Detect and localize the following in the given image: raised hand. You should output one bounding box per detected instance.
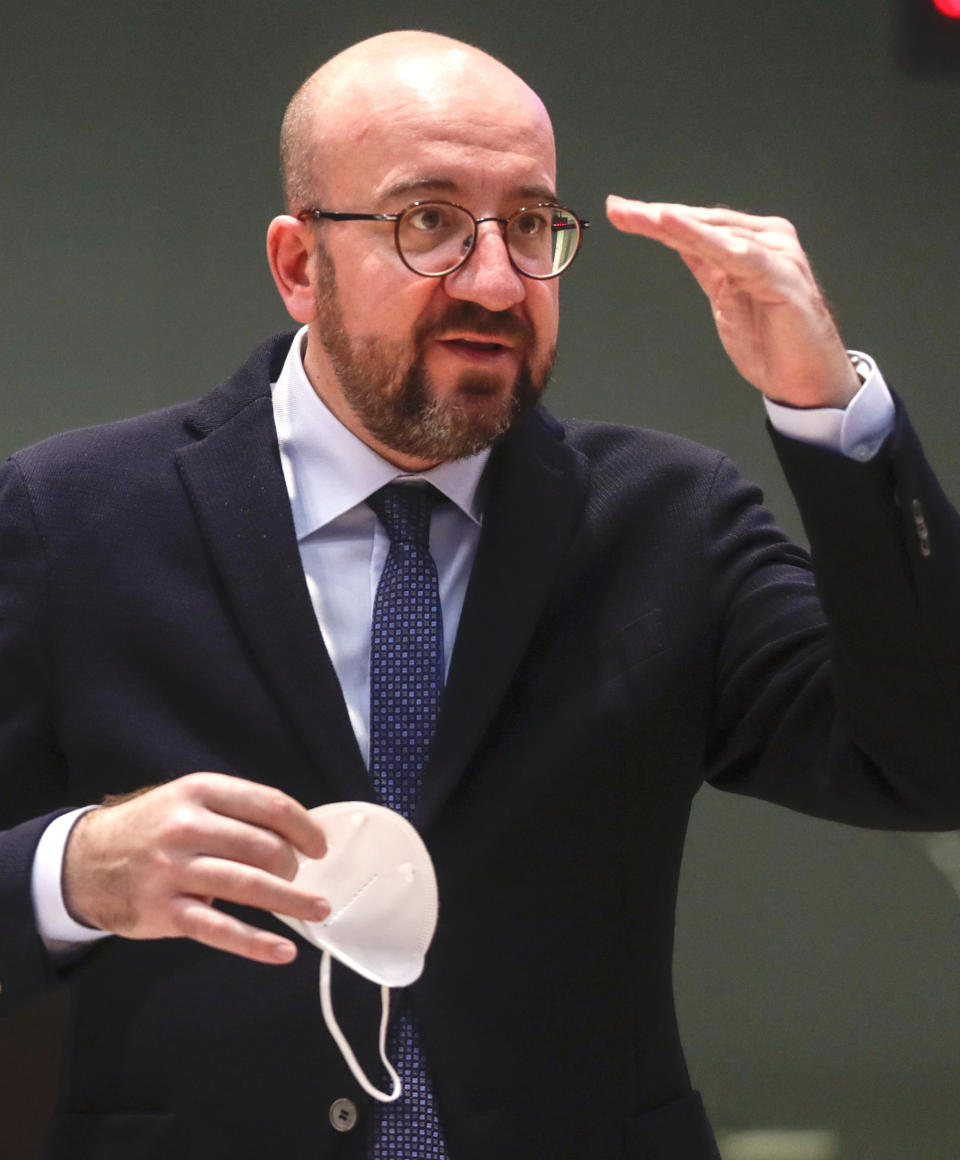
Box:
[606,196,861,410]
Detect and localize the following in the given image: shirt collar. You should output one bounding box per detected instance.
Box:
[272,326,489,542]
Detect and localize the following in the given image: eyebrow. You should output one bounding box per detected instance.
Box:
[378,177,560,206]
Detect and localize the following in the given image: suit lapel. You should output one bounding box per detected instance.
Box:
[417,408,589,832]
[175,336,371,805]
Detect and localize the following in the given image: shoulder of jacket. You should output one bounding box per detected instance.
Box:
[558,416,726,475]
[7,332,295,484]
[9,398,199,481]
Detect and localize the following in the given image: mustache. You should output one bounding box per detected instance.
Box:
[415,301,534,348]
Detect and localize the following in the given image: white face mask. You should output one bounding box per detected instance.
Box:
[274,801,439,1102]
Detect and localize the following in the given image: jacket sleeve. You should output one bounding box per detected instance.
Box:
[0,458,72,1013]
[705,399,960,827]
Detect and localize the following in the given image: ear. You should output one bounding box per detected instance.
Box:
[266,215,318,323]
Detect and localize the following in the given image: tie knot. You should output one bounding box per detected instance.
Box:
[367,483,441,548]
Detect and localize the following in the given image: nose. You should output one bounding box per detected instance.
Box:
[442,221,527,312]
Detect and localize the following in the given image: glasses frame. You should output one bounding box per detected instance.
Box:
[296,199,589,280]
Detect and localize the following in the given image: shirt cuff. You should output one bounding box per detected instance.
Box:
[763,352,895,462]
[31,807,112,946]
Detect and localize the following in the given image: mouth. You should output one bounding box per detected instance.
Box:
[448,339,506,352]
[435,335,518,364]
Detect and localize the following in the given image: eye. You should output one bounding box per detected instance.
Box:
[511,210,550,238]
[405,204,453,233]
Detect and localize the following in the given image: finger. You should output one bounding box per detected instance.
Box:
[176,814,301,881]
[605,200,752,266]
[713,225,800,253]
[607,195,797,238]
[184,774,327,859]
[181,856,332,922]
[171,896,300,965]
[620,208,791,287]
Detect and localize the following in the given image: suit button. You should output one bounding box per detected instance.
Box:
[330,1097,358,1132]
[912,499,932,558]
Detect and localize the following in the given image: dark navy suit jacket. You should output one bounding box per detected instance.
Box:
[1,333,958,1159]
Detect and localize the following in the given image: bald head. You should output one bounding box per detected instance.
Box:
[279,31,554,212]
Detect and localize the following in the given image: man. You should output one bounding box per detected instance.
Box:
[1,29,958,1160]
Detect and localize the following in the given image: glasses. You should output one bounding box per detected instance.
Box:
[296,200,589,279]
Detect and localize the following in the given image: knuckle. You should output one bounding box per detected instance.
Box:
[156,805,202,848]
[222,863,258,900]
[180,770,229,800]
[259,837,297,878]
[178,771,207,794]
[261,788,297,828]
[170,804,203,837]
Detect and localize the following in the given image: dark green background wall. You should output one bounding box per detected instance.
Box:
[3,2,959,1156]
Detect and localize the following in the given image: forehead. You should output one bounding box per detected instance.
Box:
[320,63,557,208]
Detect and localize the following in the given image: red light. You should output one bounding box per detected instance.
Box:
[933,0,960,17]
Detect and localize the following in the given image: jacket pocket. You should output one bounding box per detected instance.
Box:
[623,1090,721,1159]
[44,1112,172,1160]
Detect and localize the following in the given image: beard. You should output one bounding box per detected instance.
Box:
[311,241,556,462]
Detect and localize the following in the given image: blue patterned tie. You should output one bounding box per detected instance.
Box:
[366,483,449,1160]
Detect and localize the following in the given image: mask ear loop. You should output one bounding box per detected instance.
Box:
[319,950,401,1103]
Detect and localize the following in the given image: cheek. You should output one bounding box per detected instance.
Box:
[336,252,437,341]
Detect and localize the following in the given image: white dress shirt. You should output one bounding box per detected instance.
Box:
[30,327,895,943]
[272,327,489,762]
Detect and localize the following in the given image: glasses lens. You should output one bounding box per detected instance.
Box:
[397,203,476,275]
[508,206,581,277]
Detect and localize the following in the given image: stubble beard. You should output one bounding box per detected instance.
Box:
[311,242,556,463]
